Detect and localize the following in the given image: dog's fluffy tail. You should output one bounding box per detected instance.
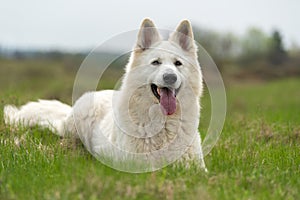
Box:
[4,100,73,136]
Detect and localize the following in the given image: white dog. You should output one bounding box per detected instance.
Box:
[4,19,206,172]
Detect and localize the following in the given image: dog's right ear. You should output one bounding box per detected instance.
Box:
[169,20,196,53]
[135,18,161,51]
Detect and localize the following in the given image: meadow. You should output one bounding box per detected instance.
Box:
[0,57,299,199]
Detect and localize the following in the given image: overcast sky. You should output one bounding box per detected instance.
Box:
[0,0,299,51]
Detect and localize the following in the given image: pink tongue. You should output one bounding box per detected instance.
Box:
[159,88,177,115]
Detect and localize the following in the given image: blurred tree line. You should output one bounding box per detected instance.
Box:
[1,26,300,81]
[193,26,300,80]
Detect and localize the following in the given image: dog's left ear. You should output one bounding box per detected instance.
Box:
[136,18,162,51]
[169,20,196,52]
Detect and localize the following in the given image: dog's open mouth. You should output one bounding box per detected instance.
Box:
[151,84,180,115]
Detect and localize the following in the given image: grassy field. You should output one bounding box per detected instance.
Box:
[0,58,299,200]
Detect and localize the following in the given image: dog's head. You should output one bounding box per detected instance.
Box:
[124,19,202,116]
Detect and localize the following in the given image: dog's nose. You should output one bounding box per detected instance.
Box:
[163,73,177,85]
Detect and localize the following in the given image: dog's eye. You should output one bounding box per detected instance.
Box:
[174,60,182,66]
[151,60,161,66]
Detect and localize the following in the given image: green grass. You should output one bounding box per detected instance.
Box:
[0,58,299,199]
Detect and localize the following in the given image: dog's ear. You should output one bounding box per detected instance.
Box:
[136,18,162,51]
[169,20,196,52]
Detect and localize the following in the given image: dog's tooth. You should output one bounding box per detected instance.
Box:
[157,88,160,95]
